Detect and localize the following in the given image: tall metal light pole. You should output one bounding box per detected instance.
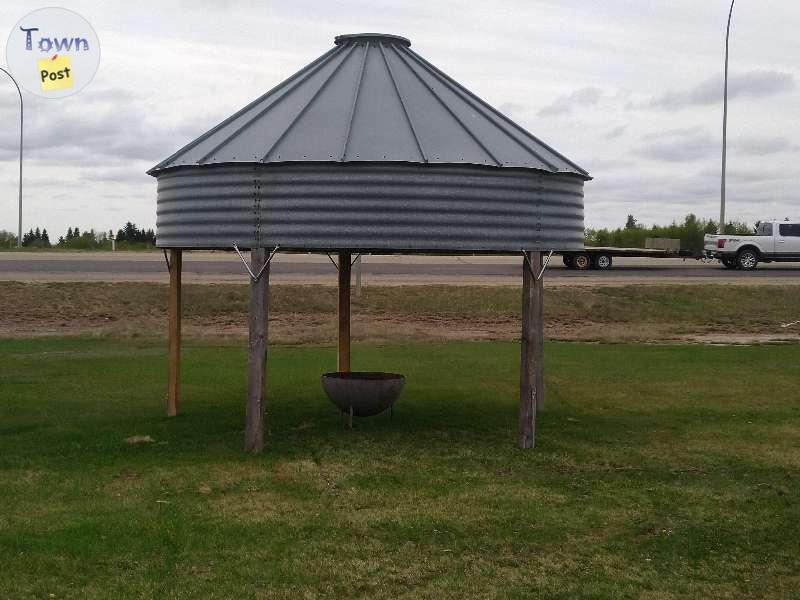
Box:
[719,0,735,235]
[0,67,23,247]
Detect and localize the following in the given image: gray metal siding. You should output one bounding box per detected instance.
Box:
[155,163,584,252]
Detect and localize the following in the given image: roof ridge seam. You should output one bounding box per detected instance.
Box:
[401,46,558,173]
[197,44,348,165]
[260,44,358,163]
[378,42,427,163]
[340,41,370,161]
[392,45,502,167]
[404,46,588,176]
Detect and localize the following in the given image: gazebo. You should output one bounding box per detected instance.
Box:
[148,33,590,453]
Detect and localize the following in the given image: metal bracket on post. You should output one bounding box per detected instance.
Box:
[233,242,279,282]
[326,253,339,272]
[522,249,554,281]
[163,249,171,271]
[326,252,361,272]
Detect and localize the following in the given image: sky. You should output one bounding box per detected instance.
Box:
[0,0,798,240]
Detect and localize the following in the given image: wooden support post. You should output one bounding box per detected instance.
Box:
[338,251,352,373]
[519,250,542,448]
[245,248,270,453]
[533,252,545,411]
[354,254,363,297]
[167,249,182,417]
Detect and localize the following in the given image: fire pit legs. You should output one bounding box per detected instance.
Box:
[322,372,405,425]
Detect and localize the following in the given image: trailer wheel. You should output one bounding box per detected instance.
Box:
[562,255,575,268]
[592,254,613,270]
[573,253,591,270]
[721,257,738,269]
[737,248,759,270]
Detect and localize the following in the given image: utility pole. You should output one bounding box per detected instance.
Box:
[0,67,23,247]
[719,0,735,235]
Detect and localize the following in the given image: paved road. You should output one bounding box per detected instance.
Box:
[2,252,799,285]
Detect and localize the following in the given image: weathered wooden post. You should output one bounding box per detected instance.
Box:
[533,253,545,411]
[338,251,352,428]
[338,251,352,373]
[519,250,543,448]
[245,248,270,453]
[167,249,182,417]
[354,254,363,297]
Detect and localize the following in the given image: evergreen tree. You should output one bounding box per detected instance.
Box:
[123,222,136,242]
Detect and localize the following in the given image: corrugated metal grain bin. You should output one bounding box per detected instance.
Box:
[148,33,590,253]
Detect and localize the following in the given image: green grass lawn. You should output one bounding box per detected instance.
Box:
[1,339,799,598]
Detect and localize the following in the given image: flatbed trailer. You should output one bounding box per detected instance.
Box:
[559,247,697,270]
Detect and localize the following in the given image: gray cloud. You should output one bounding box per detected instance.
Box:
[78,166,154,186]
[537,86,602,117]
[603,125,626,139]
[498,102,526,118]
[732,135,794,156]
[639,128,715,162]
[651,70,795,110]
[697,164,799,183]
[0,87,208,165]
[639,128,796,163]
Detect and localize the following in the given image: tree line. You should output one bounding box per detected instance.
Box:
[3,222,157,249]
[0,215,760,253]
[585,214,753,253]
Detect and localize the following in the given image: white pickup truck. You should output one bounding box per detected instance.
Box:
[704,220,800,270]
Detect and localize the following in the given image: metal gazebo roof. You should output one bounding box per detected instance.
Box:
[149,33,588,176]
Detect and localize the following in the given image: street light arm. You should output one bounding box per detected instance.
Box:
[0,67,23,248]
[0,66,23,104]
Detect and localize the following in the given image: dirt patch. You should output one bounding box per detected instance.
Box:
[3,311,797,345]
[2,281,799,345]
[675,333,800,345]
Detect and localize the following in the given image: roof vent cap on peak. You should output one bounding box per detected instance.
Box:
[334,33,411,47]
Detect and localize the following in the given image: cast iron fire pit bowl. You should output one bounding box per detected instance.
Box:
[321,372,405,417]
